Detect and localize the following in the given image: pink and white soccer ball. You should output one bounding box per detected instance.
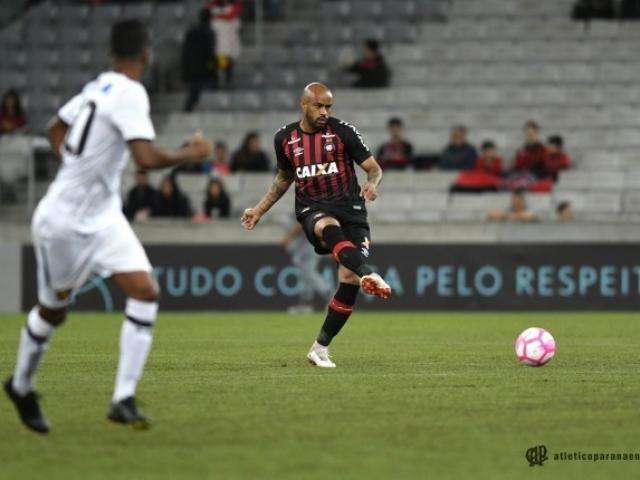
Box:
[515,327,556,366]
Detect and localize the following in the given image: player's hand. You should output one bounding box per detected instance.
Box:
[241,207,262,230]
[186,130,212,161]
[360,182,378,201]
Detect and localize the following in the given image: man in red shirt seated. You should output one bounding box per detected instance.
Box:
[544,135,571,181]
[475,140,503,176]
[514,120,548,178]
[375,117,413,170]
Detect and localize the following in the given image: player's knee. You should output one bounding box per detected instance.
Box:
[314,217,340,238]
[131,281,160,302]
[39,306,67,327]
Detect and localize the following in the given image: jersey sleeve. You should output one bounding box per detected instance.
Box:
[111,84,155,141]
[274,129,293,171]
[340,121,372,164]
[57,94,84,125]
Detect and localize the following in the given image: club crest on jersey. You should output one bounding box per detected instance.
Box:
[325,144,334,152]
[296,162,339,179]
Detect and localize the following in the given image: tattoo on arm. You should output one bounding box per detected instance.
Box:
[366,164,383,186]
[256,170,294,214]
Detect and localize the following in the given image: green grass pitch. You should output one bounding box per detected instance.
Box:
[0,312,638,480]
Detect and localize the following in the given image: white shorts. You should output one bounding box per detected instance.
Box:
[32,212,152,309]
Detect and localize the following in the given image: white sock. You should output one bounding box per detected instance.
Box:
[112,298,158,403]
[12,307,56,396]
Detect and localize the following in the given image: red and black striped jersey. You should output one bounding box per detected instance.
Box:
[274,117,371,211]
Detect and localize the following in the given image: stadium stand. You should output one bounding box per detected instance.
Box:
[0,0,639,227]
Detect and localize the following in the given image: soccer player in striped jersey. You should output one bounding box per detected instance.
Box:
[241,83,390,368]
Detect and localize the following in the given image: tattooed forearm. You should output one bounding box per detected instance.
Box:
[366,164,383,186]
[256,170,294,214]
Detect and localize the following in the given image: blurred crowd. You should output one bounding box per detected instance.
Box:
[376,117,571,194]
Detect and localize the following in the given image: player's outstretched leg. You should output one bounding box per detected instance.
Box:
[108,272,159,430]
[308,272,360,368]
[4,306,65,434]
[316,220,391,299]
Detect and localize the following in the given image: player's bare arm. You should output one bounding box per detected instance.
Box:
[128,131,212,170]
[241,169,294,230]
[46,117,69,158]
[358,156,383,201]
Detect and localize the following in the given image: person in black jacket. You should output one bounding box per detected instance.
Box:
[345,39,391,88]
[123,170,157,221]
[230,132,271,172]
[203,178,231,218]
[182,8,217,112]
[152,176,193,218]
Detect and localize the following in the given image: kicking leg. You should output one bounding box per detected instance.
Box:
[313,217,391,298]
[308,266,360,368]
[4,305,66,434]
[108,271,159,430]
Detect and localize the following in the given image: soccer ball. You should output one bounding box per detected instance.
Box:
[515,327,556,366]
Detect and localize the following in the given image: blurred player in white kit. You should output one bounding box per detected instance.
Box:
[4,19,211,434]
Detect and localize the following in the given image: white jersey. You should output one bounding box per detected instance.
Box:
[36,71,155,233]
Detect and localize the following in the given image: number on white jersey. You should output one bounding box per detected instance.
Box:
[64,101,96,156]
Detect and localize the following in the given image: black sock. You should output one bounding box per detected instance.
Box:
[316,283,360,346]
[321,225,373,277]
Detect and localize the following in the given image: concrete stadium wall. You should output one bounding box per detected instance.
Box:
[3,220,640,244]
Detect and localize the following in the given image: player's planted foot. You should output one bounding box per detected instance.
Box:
[360,273,392,299]
[307,341,336,368]
[107,396,150,430]
[3,376,50,434]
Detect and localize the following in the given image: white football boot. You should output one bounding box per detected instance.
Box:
[307,341,336,368]
[360,272,392,299]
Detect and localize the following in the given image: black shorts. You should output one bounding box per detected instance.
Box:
[297,202,372,257]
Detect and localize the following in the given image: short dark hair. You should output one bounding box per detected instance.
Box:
[513,187,527,197]
[452,124,467,134]
[364,39,380,53]
[388,117,403,127]
[199,8,211,24]
[524,120,540,131]
[556,201,571,214]
[481,140,496,151]
[548,135,564,148]
[110,19,149,60]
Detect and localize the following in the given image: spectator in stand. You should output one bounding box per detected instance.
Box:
[487,188,537,223]
[376,117,413,170]
[209,140,231,176]
[345,39,391,88]
[182,9,217,112]
[231,131,270,172]
[203,178,231,218]
[450,140,503,192]
[572,0,616,20]
[207,0,242,88]
[152,175,193,218]
[513,120,548,178]
[556,201,574,222]
[544,135,571,181]
[438,125,478,170]
[620,0,640,19]
[123,170,158,221]
[475,140,503,176]
[0,89,27,135]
